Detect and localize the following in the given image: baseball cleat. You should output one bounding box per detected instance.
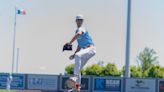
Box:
[66,76,77,88]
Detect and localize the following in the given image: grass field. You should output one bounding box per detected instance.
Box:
[0,90,18,92]
[0,90,41,92]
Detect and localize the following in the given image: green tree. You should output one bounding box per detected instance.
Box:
[122,66,142,78]
[81,68,86,75]
[65,64,86,75]
[103,63,121,76]
[65,64,74,74]
[160,67,164,73]
[85,64,103,76]
[130,66,142,78]
[148,65,164,78]
[137,47,158,77]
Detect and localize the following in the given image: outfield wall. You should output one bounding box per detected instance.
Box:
[0,73,164,92]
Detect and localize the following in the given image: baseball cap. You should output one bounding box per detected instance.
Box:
[76,14,84,20]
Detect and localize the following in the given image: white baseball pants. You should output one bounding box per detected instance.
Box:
[74,46,96,84]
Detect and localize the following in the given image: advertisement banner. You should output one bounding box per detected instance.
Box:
[27,74,58,90]
[60,76,90,91]
[93,77,122,92]
[0,73,25,89]
[125,78,156,92]
[158,79,164,92]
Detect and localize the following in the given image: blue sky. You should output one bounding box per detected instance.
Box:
[0,0,164,74]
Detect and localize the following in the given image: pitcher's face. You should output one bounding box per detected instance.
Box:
[76,19,83,27]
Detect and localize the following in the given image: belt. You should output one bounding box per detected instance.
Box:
[83,45,94,49]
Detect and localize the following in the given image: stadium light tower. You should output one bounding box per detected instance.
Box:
[125,0,132,78]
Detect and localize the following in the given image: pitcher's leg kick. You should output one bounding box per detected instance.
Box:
[66,47,96,91]
[63,14,96,92]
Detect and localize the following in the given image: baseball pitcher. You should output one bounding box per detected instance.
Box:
[64,14,96,92]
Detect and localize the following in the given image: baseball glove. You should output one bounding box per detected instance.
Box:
[63,43,72,51]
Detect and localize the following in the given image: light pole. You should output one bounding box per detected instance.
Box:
[125,0,132,78]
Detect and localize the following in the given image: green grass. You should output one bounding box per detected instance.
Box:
[0,90,18,92]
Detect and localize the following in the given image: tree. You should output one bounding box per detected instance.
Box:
[85,64,103,76]
[122,66,142,78]
[130,66,142,78]
[65,64,104,76]
[103,63,121,76]
[65,64,86,75]
[65,64,74,74]
[137,47,158,77]
[148,65,164,78]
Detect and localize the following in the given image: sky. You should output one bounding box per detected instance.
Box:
[0,0,164,75]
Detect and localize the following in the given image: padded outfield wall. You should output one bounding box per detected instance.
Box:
[0,73,164,92]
